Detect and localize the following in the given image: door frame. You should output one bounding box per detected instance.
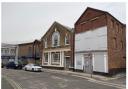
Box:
[83,53,93,74]
[64,56,70,70]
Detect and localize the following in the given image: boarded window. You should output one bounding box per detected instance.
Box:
[77,60,82,65]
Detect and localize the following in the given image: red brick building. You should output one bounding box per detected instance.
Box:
[41,21,74,70]
[18,40,41,64]
[74,7,126,74]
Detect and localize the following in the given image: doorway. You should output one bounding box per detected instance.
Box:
[83,53,92,74]
[64,57,70,70]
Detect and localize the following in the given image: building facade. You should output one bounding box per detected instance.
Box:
[41,22,74,70]
[18,40,41,64]
[74,7,126,74]
[1,43,18,64]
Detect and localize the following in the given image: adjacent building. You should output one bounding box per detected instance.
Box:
[1,43,18,64]
[41,21,74,70]
[18,40,41,65]
[74,7,126,74]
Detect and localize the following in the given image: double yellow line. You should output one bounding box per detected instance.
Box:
[2,76,22,89]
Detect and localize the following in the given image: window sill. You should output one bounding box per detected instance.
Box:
[44,62,48,63]
[65,44,70,46]
[51,62,60,64]
[52,45,60,47]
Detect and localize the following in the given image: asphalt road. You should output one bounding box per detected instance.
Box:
[2,68,120,89]
[2,77,14,89]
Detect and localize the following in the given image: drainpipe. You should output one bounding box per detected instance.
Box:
[32,42,34,64]
[35,44,36,64]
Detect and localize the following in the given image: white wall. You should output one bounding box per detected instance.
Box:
[75,26,107,52]
[75,53,84,70]
[75,27,108,73]
[75,52,108,73]
[1,46,17,56]
[93,52,108,73]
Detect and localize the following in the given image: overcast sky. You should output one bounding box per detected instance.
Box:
[2,2,126,44]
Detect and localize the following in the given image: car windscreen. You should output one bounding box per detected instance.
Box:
[9,62,15,64]
[33,64,39,66]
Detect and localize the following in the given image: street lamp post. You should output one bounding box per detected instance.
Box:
[89,50,93,78]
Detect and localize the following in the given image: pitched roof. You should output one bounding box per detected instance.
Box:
[41,21,73,39]
[1,43,17,47]
[54,21,73,32]
[75,7,125,26]
[18,39,41,46]
[18,42,33,46]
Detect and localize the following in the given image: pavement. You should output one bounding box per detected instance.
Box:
[43,68,126,85]
[2,68,126,89]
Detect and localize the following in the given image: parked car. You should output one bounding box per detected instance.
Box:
[16,63,23,69]
[6,62,16,69]
[6,61,23,69]
[23,64,42,72]
[1,63,5,68]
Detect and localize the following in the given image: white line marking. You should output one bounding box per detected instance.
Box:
[3,76,23,89]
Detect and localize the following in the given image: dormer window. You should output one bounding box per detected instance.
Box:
[52,29,60,47]
[65,34,70,45]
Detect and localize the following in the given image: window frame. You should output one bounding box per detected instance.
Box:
[52,30,60,47]
[44,53,48,63]
[44,38,47,48]
[65,34,70,45]
[51,52,60,64]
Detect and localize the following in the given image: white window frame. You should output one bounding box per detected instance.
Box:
[44,53,48,63]
[51,52,60,64]
[44,38,47,48]
[10,48,15,55]
[52,30,60,47]
[65,34,70,45]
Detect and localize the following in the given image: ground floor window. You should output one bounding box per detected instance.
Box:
[51,52,60,64]
[44,53,48,62]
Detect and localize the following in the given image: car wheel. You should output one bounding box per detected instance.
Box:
[32,68,34,72]
[25,68,27,71]
[20,66,22,69]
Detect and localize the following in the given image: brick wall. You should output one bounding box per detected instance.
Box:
[107,14,126,73]
[18,43,33,58]
[42,23,72,49]
[75,15,107,34]
[74,7,126,74]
